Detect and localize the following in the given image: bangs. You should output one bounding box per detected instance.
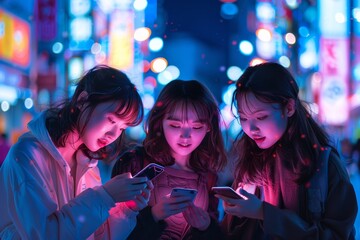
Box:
[237,92,257,116]
[166,100,209,123]
[113,97,144,126]
[237,91,282,116]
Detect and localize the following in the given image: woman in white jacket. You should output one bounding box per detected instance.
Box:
[0,65,152,240]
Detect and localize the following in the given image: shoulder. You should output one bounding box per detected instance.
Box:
[328,148,349,181]
[7,132,46,164]
[1,133,50,185]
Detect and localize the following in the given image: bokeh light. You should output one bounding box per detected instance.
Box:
[149,37,164,52]
[134,27,151,42]
[24,98,33,109]
[226,66,243,81]
[256,28,272,42]
[1,101,10,112]
[239,40,253,55]
[220,3,238,19]
[279,56,291,68]
[133,0,148,11]
[52,42,63,54]
[285,32,296,45]
[151,57,168,73]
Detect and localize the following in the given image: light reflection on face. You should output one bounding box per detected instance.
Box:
[237,92,288,149]
[162,106,208,162]
[79,101,129,152]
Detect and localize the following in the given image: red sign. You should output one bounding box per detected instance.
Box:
[37,0,57,41]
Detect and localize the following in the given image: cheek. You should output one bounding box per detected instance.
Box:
[240,122,250,134]
[163,127,176,141]
[193,131,207,143]
[268,117,287,138]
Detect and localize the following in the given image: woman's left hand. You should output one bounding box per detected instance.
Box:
[182,203,211,231]
[126,180,154,211]
[216,188,263,220]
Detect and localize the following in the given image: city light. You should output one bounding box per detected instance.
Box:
[150,57,168,73]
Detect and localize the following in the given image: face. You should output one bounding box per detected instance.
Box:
[237,92,290,149]
[162,107,208,162]
[79,101,129,152]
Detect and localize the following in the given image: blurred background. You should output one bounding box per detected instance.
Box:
[0,0,360,236]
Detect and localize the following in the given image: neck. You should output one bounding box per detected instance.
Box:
[171,156,192,171]
[58,131,82,169]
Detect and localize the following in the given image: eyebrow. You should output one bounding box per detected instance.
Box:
[238,109,267,114]
[166,116,204,123]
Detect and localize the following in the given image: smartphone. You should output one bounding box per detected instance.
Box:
[133,163,165,180]
[170,188,198,201]
[212,186,243,199]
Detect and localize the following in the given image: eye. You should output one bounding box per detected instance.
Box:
[193,124,204,130]
[239,117,247,122]
[170,124,181,128]
[108,117,116,124]
[257,116,267,120]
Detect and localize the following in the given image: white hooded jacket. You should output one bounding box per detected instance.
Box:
[0,111,138,240]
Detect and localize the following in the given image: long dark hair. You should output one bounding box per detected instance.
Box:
[144,80,227,172]
[46,65,144,161]
[231,62,333,185]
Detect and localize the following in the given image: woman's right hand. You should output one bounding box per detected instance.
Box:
[151,194,192,222]
[103,172,148,203]
[218,188,264,220]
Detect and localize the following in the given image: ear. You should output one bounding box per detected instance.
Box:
[285,98,295,117]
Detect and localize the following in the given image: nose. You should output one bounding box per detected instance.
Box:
[249,120,259,133]
[106,125,123,140]
[180,127,191,138]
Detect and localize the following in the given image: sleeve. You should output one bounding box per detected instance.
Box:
[95,202,139,240]
[262,152,358,239]
[3,149,115,240]
[127,206,166,240]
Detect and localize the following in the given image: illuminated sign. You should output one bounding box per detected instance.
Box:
[318,38,349,125]
[0,9,30,68]
[108,10,134,70]
[318,0,349,125]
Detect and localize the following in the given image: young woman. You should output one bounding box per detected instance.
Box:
[0,65,152,239]
[217,62,357,239]
[112,79,228,239]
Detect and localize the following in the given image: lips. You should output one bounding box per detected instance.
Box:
[97,138,108,148]
[253,136,265,144]
[178,142,191,147]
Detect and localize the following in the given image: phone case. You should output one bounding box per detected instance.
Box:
[133,163,165,180]
[212,186,243,199]
[170,188,198,201]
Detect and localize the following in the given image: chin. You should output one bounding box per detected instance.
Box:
[85,144,100,152]
[259,143,274,149]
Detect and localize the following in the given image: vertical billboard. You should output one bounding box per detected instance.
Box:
[0,9,30,69]
[318,0,349,125]
[108,10,134,70]
[37,0,57,41]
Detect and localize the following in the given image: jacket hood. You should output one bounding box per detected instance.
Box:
[27,111,69,169]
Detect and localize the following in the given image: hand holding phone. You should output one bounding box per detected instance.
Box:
[212,186,243,199]
[170,188,198,202]
[152,187,197,222]
[133,163,165,181]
